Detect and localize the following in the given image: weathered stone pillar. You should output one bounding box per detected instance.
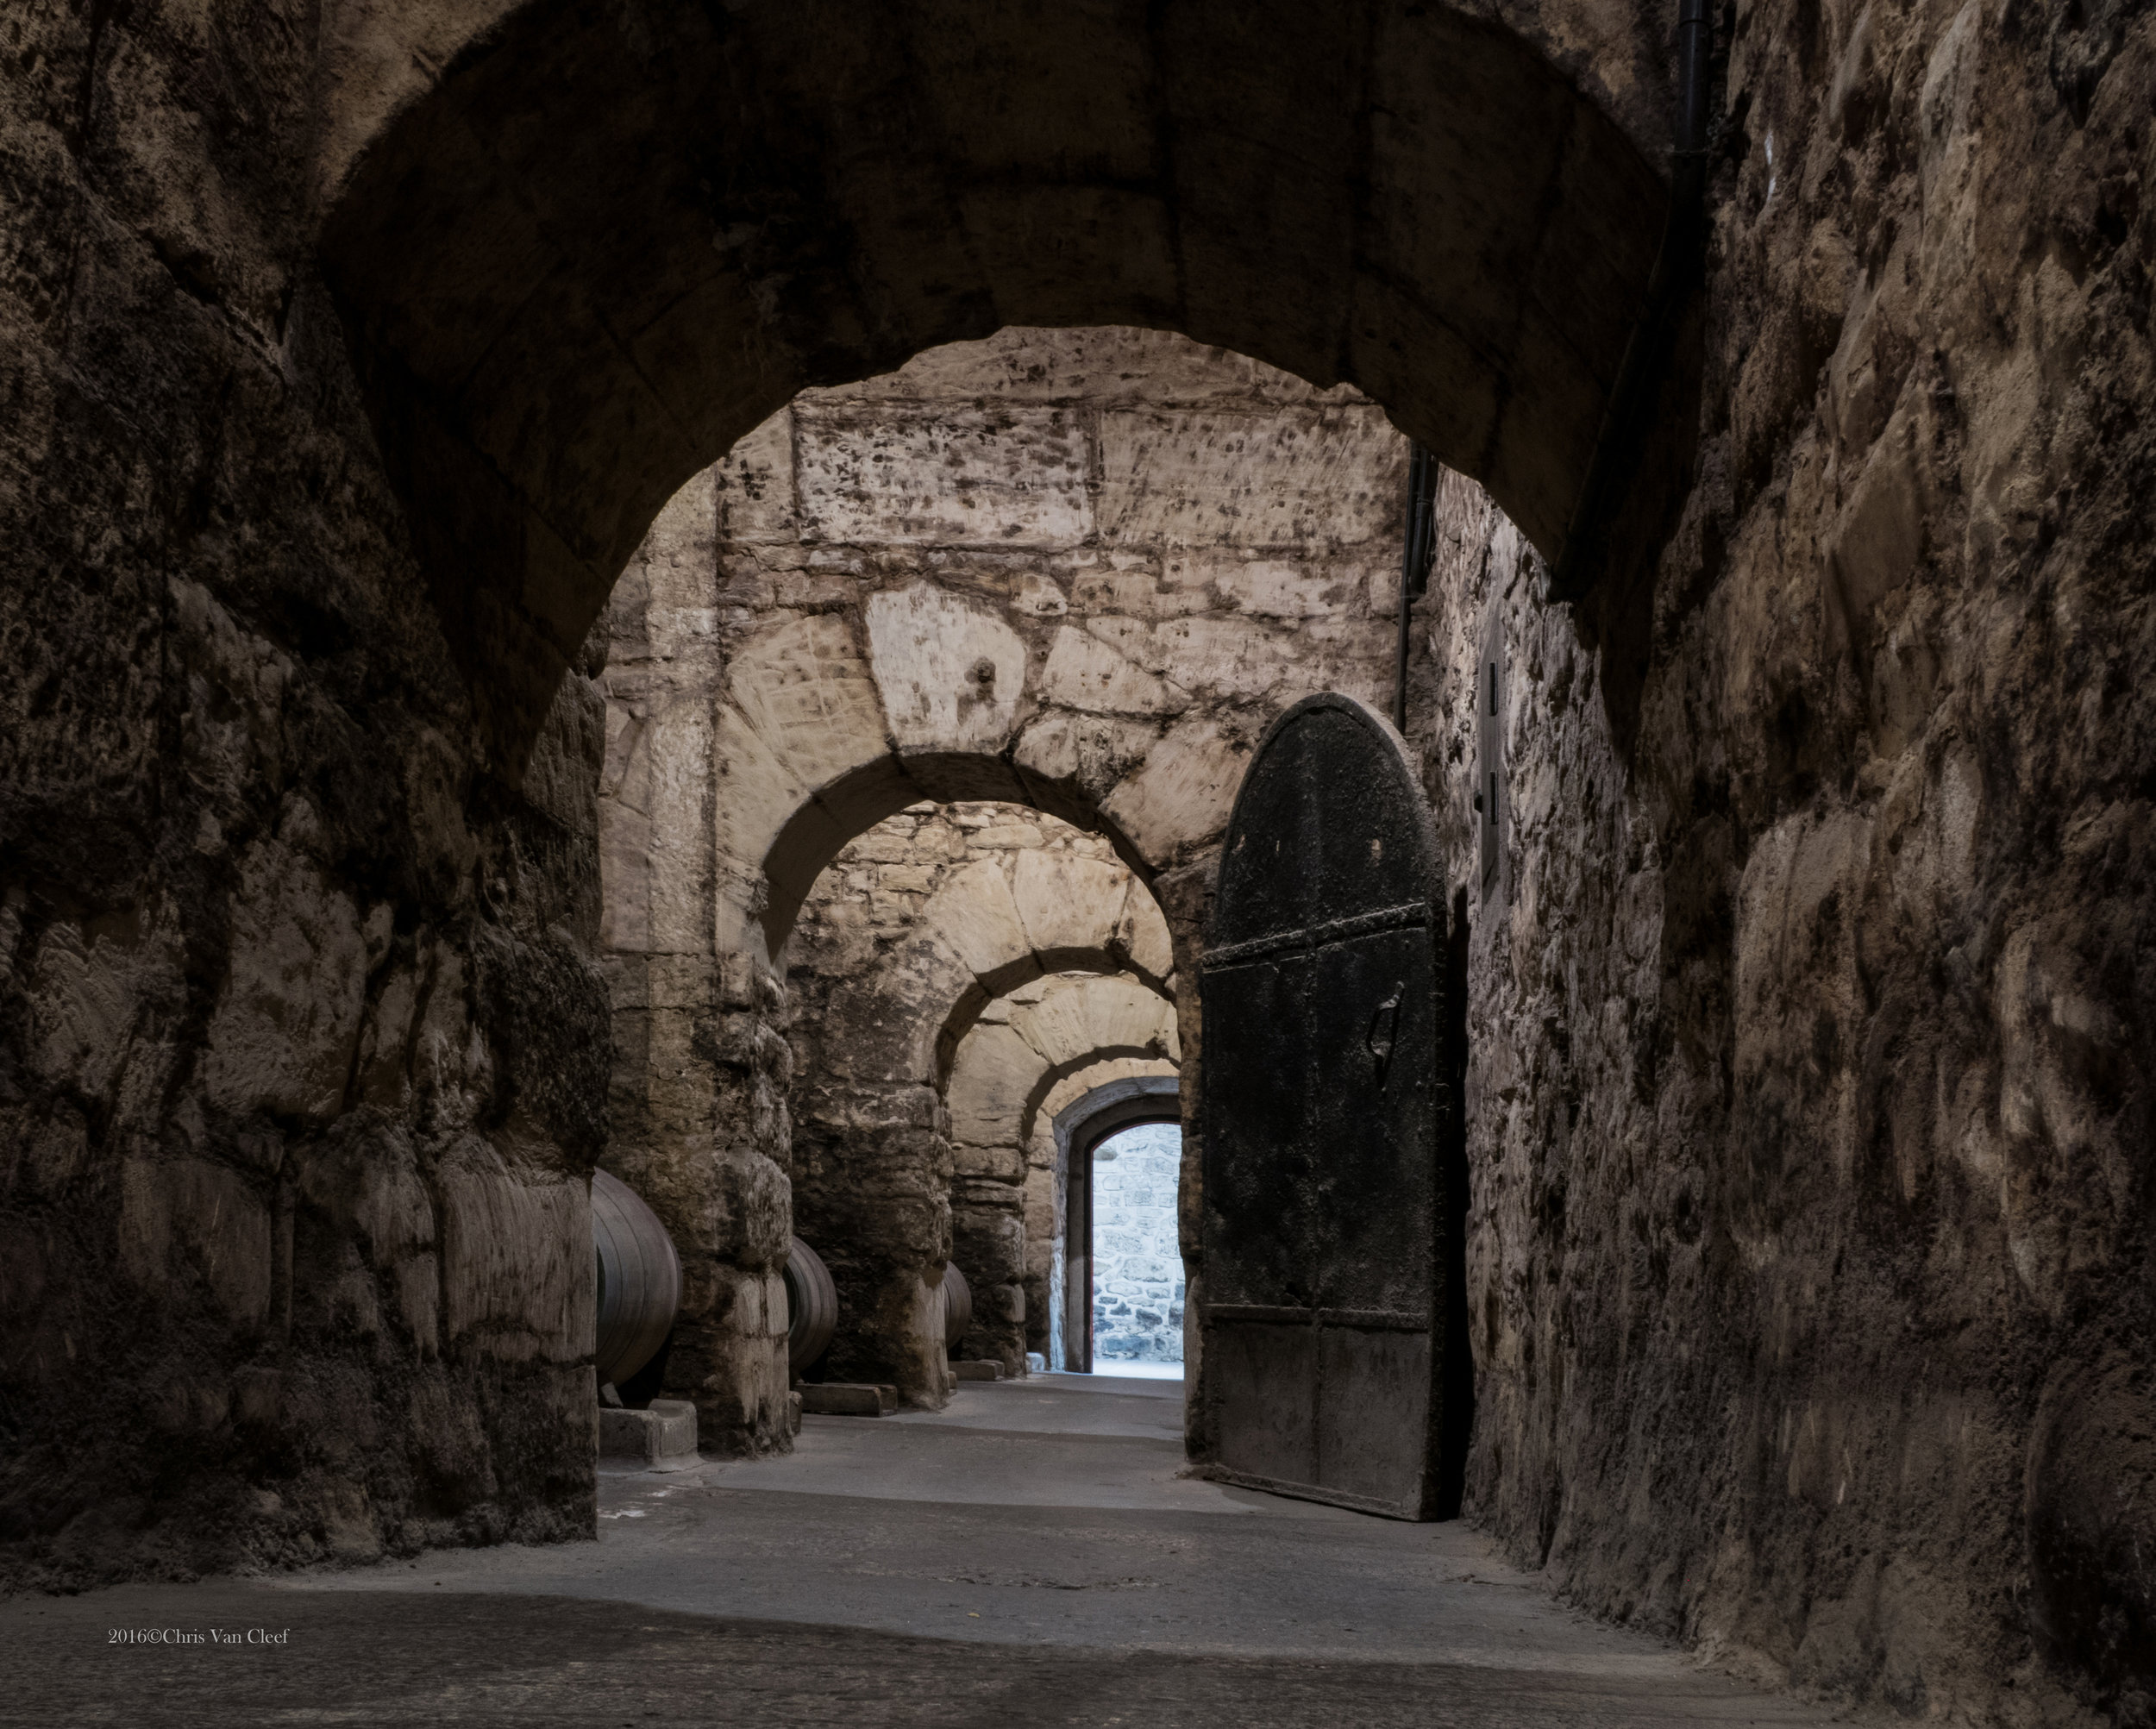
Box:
[791,1077,953,1405]
[598,484,793,1453]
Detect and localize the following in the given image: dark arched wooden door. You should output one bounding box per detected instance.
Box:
[1199,692,1451,1519]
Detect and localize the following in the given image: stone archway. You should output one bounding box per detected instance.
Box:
[318,0,1670,770]
[9,1,2150,1710]
[595,324,1430,1435]
[941,983,1183,1377]
[787,803,1178,1399]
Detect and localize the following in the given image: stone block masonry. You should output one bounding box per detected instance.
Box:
[1089,1125,1184,1365]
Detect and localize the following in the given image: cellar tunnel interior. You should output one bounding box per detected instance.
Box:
[9,2,2150,1716]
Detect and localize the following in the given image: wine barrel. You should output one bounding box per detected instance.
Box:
[940,1262,972,1348]
[592,1169,681,1388]
[781,1237,837,1373]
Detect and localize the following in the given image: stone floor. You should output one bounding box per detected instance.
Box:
[5,1373,1839,1726]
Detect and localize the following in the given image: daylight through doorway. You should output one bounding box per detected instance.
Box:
[1090,1124,1185,1379]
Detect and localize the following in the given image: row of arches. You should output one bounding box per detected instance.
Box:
[594,324,1443,1429]
[781,793,1181,1399]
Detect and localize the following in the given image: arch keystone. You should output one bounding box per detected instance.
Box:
[866,584,1027,755]
[1011,851,1133,967]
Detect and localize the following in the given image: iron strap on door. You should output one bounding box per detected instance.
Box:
[1199,899,1432,971]
[1206,1305,1428,1331]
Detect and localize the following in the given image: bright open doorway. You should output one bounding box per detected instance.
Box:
[1089,1124,1185,1380]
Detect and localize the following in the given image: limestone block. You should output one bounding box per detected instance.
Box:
[710,699,811,874]
[1012,711,1160,803]
[864,583,1026,755]
[824,945,976,1087]
[200,841,367,1123]
[599,695,712,956]
[26,913,179,1111]
[970,822,1044,849]
[1116,890,1175,985]
[599,1399,700,1469]
[437,1139,589,1364]
[1038,623,1175,715]
[630,466,721,642]
[7,1105,87,1203]
[1209,555,1361,618]
[954,1209,1029,1282]
[1011,974,1178,1069]
[1011,849,1131,962]
[840,325,1325,407]
[601,953,716,1014]
[403,957,493,1130]
[953,1143,1025,1183]
[1138,614,1300,702]
[1095,406,1401,548]
[722,612,889,818]
[1827,405,1927,633]
[918,857,1033,988]
[714,409,796,544]
[294,1123,436,1275]
[355,962,423,1108]
[947,1030,1044,1151]
[1101,717,1250,863]
[794,404,1093,545]
[1024,1166,1058,1237]
[1735,811,1870,1040]
[119,1154,273,1330]
[711,1148,793,1269]
[1073,569,1173,617]
[1012,570,1069,615]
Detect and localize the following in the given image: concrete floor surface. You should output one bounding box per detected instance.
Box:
[3,1373,1835,1726]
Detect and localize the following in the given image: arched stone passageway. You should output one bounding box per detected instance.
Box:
[780,794,1179,1397]
[318,0,1669,764]
[943,974,1180,1377]
[10,3,2156,1717]
[597,327,1432,1435]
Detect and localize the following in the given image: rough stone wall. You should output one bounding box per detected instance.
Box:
[1089,1124,1187,1365]
[1414,0,2156,1701]
[1,9,611,1588]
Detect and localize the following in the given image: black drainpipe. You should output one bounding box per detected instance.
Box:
[1394,442,1438,732]
[1545,0,1714,605]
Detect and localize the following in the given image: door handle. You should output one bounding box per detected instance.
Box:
[1367,987,1401,1084]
